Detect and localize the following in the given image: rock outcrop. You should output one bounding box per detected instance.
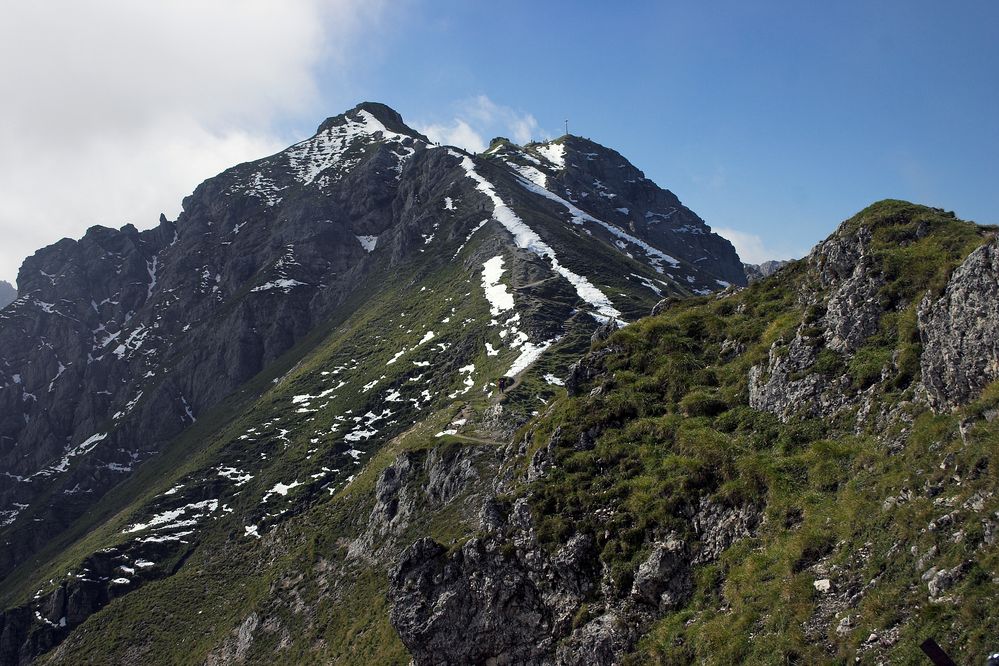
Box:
[919,239,999,410]
[389,471,760,665]
[743,259,789,283]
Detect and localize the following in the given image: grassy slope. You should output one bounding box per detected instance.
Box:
[517,201,999,663]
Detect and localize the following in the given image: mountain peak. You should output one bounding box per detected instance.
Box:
[315,101,430,143]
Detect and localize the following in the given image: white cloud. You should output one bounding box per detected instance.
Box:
[416,95,547,152]
[419,119,487,153]
[713,227,803,265]
[0,0,387,283]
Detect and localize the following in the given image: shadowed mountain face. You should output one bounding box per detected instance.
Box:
[0,102,745,663]
[0,282,14,310]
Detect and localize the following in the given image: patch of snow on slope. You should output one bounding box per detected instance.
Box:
[512,173,680,273]
[535,143,565,169]
[481,256,514,317]
[506,338,560,377]
[450,150,620,320]
[33,432,108,477]
[123,499,219,533]
[286,109,421,186]
[356,235,378,252]
[251,279,306,293]
[217,466,253,486]
[505,161,548,188]
[262,481,302,502]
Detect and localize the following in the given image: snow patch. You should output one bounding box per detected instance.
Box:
[251,279,306,293]
[535,143,565,169]
[481,256,514,317]
[451,150,620,320]
[506,338,560,377]
[356,235,378,252]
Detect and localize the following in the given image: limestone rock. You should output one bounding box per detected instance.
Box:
[919,239,999,410]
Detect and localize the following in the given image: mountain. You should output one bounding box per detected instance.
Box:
[0,102,744,663]
[0,282,15,309]
[5,105,993,666]
[743,258,789,282]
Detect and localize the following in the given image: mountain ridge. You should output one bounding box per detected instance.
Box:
[0,102,746,664]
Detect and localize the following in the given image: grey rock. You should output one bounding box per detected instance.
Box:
[350,446,482,561]
[630,537,691,608]
[348,454,417,560]
[810,226,883,353]
[555,612,630,666]
[565,346,619,397]
[590,317,618,345]
[919,239,999,410]
[650,296,677,317]
[692,497,762,564]
[389,536,554,665]
[390,492,759,666]
[424,446,479,505]
[743,259,790,283]
[926,561,970,598]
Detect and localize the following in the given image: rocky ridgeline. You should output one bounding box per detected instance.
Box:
[390,493,759,664]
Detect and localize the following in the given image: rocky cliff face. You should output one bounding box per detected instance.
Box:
[390,493,759,665]
[919,238,999,410]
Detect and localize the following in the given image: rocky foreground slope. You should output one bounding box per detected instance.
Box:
[0,103,743,664]
[387,201,999,664]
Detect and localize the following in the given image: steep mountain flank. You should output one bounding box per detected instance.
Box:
[388,201,999,664]
[0,103,743,664]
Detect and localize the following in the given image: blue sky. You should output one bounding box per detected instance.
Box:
[2,1,997,280]
[320,1,999,258]
[304,0,999,261]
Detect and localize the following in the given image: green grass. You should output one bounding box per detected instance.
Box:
[514,201,999,663]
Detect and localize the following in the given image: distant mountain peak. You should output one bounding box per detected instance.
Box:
[315,101,430,143]
[0,280,15,309]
